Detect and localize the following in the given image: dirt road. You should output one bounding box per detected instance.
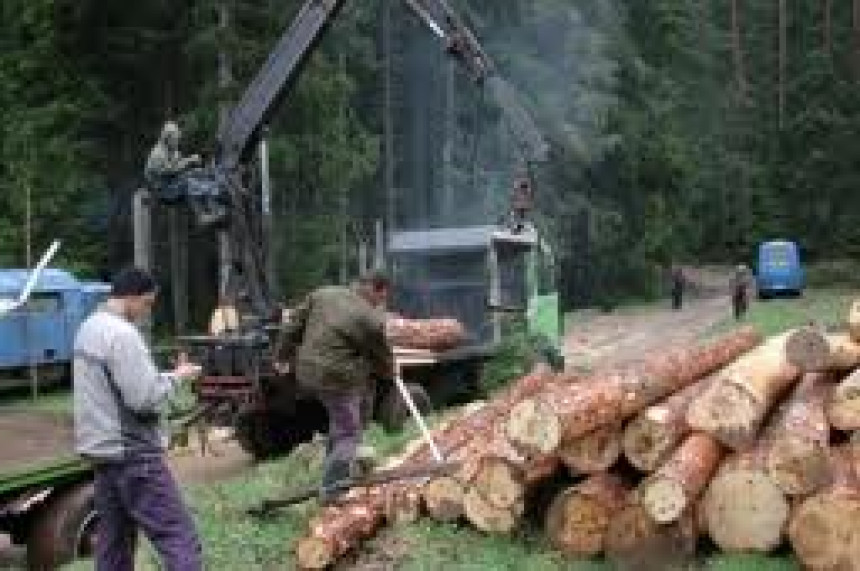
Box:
[563,295,733,371]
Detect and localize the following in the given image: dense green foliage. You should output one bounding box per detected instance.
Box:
[2,0,859,322]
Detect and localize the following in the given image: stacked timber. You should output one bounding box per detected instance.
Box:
[385,315,467,351]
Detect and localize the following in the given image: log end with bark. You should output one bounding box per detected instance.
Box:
[766,436,831,497]
[702,466,789,553]
[559,423,622,474]
[422,476,465,522]
[605,502,697,571]
[785,326,831,372]
[848,300,860,343]
[828,369,860,431]
[544,474,628,557]
[686,381,760,450]
[505,397,561,456]
[471,456,525,511]
[463,487,523,535]
[788,490,860,570]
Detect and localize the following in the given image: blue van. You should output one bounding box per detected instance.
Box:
[0,269,109,383]
[756,240,804,298]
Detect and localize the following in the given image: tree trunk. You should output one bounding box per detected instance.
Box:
[507,327,761,456]
[463,486,524,534]
[421,476,465,522]
[827,368,860,430]
[854,0,860,79]
[788,446,860,570]
[296,502,387,569]
[687,332,801,450]
[559,422,622,474]
[701,449,789,553]
[765,373,832,496]
[383,487,421,525]
[639,432,723,524]
[785,328,860,372]
[730,0,749,101]
[545,474,629,556]
[605,502,697,571]
[823,0,833,54]
[623,374,714,472]
[386,316,466,351]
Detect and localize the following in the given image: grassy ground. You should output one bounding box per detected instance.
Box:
[0,386,73,415]
[61,288,855,569]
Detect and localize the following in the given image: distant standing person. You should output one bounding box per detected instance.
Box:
[73,268,204,571]
[731,264,751,320]
[671,265,685,310]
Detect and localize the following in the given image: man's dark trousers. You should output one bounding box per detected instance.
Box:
[319,389,364,497]
[93,456,202,571]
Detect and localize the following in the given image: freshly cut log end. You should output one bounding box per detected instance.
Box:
[559,424,622,474]
[295,537,333,570]
[828,370,860,431]
[702,468,789,553]
[766,436,831,496]
[463,487,521,534]
[639,478,687,524]
[505,398,560,456]
[545,474,628,557]
[472,457,524,511]
[786,327,831,372]
[789,490,860,571]
[384,488,421,525]
[422,476,465,522]
[605,503,696,571]
[687,381,759,450]
[623,412,684,473]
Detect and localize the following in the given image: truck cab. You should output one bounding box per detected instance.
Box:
[755,240,804,299]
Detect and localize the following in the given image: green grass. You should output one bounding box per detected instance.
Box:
[63,288,856,569]
[0,386,73,415]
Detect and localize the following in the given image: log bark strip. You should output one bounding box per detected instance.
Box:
[559,423,622,474]
[788,446,860,570]
[765,373,832,496]
[639,432,723,523]
[623,375,714,472]
[507,327,761,456]
[828,368,860,431]
[687,332,801,450]
[386,315,467,351]
[545,473,629,556]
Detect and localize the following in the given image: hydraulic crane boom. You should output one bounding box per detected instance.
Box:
[155,0,537,319]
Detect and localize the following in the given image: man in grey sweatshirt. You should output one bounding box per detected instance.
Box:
[73,268,203,571]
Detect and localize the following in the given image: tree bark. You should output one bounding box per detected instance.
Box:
[730,0,749,101]
[386,316,467,351]
[827,368,860,430]
[506,327,761,456]
[854,0,860,79]
[639,432,724,524]
[545,473,629,557]
[623,374,714,472]
[778,0,787,129]
[823,0,833,54]
[687,332,802,449]
[785,328,860,372]
[788,446,860,570]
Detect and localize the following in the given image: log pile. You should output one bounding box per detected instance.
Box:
[386,315,467,351]
[295,302,860,569]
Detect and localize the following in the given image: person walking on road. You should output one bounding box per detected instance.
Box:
[670,265,685,310]
[731,264,751,320]
[73,267,204,571]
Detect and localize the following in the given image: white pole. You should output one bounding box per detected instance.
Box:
[393,364,442,462]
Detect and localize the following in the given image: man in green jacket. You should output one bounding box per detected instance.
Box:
[283,271,393,503]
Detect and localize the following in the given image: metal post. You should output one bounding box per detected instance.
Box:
[259,130,275,288]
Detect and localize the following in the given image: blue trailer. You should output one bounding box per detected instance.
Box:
[0,269,109,384]
[756,240,805,299]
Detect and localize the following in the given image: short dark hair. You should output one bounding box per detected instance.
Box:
[111,267,158,297]
[358,269,390,292]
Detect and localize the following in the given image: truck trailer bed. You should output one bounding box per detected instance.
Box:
[0,411,87,497]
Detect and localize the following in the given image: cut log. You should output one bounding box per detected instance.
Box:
[605,502,697,571]
[421,476,464,522]
[785,328,860,372]
[559,423,622,474]
[296,366,556,569]
[828,368,860,431]
[849,300,860,343]
[383,487,421,525]
[765,373,832,496]
[470,456,524,511]
[463,486,523,534]
[507,327,761,456]
[545,473,629,557]
[788,446,860,570]
[623,375,714,472]
[701,450,789,553]
[386,315,466,351]
[687,332,801,449]
[639,432,723,523]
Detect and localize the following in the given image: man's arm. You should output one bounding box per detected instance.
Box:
[109,329,182,413]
